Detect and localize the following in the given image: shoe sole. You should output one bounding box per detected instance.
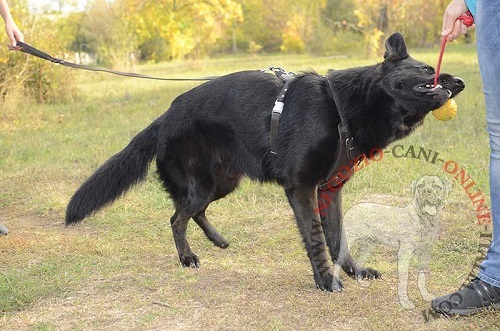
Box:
[433,302,500,316]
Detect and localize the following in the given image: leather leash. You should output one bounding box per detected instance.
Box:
[12,41,217,81]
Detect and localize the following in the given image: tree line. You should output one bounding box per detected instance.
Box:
[28,0,471,64]
[1,0,473,104]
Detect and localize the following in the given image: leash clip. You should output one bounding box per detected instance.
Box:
[51,58,65,65]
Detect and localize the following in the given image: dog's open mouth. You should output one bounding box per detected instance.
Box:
[417,83,453,97]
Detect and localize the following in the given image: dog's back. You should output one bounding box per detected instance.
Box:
[156,71,281,185]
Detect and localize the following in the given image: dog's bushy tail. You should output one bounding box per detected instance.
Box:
[65,117,162,225]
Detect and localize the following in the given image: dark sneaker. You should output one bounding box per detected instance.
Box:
[431,278,500,315]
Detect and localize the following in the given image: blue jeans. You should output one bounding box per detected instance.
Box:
[476,0,500,288]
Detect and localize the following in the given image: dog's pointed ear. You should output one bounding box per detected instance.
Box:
[384,32,408,61]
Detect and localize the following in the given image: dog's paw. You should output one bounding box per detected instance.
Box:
[216,240,229,249]
[357,267,382,280]
[343,264,382,280]
[315,273,344,292]
[180,254,200,268]
[212,236,230,249]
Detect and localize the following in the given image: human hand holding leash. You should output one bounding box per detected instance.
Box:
[0,0,24,49]
[434,4,474,87]
[4,20,23,49]
[442,0,475,42]
[432,8,473,119]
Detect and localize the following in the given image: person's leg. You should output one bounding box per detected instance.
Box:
[477,0,500,289]
[432,0,500,315]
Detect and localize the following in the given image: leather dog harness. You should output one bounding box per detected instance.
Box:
[268,69,363,191]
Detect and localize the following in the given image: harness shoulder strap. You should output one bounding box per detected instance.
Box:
[319,76,363,191]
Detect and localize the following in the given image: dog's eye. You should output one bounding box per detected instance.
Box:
[395,82,404,90]
[421,67,434,74]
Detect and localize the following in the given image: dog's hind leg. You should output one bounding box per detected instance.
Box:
[285,186,342,291]
[170,211,200,267]
[191,174,241,248]
[170,202,229,267]
[193,209,229,248]
[164,167,239,266]
[320,187,381,280]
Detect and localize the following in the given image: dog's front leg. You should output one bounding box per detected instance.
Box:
[285,186,342,291]
[320,187,381,280]
[318,187,349,265]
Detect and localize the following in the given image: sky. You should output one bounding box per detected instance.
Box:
[28,0,88,13]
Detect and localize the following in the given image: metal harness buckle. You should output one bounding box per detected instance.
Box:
[273,100,284,114]
[346,137,355,159]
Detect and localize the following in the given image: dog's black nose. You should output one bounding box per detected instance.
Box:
[454,76,465,88]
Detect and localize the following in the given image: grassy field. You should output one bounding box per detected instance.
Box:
[1,44,499,330]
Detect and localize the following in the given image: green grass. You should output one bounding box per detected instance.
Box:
[1,45,498,330]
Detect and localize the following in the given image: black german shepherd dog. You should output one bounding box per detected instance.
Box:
[66,33,464,291]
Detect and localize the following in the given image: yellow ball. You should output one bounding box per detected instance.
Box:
[432,99,458,121]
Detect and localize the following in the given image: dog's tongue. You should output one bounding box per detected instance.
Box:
[423,204,437,216]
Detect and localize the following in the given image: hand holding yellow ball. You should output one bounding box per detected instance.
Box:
[432,99,458,121]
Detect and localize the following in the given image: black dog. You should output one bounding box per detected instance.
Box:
[66,33,464,291]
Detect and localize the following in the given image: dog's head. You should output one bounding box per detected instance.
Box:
[380,32,465,116]
[410,175,452,220]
